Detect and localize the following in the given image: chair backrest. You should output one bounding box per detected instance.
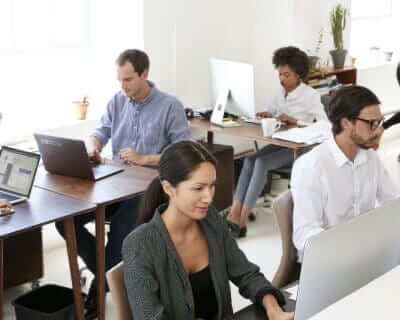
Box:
[271,190,301,288]
[397,61,400,86]
[106,262,133,320]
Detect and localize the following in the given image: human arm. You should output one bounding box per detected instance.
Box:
[90,98,114,157]
[275,113,298,125]
[0,200,11,209]
[88,136,104,164]
[256,111,273,119]
[375,153,400,203]
[308,90,327,121]
[262,295,294,320]
[122,233,169,320]
[0,200,13,215]
[119,148,161,166]
[165,100,191,144]
[291,157,325,262]
[216,210,287,313]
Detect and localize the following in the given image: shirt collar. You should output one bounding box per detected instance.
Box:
[129,80,157,106]
[280,82,305,100]
[328,135,368,168]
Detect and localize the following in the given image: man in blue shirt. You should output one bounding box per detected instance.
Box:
[56,49,191,319]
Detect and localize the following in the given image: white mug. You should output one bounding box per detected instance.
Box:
[261,118,282,137]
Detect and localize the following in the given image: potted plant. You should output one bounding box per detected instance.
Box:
[308,28,324,73]
[330,4,347,69]
[72,96,89,120]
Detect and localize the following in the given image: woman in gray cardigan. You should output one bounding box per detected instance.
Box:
[122,141,293,320]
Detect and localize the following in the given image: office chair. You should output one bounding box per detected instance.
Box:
[106,262,133,320]
[271,190,301,288]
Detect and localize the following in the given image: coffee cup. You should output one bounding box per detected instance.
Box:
[261,118,282,137]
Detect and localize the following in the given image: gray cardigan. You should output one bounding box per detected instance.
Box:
[122,205,284,320]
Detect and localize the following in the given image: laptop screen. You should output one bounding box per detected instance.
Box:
[0,147,40,197]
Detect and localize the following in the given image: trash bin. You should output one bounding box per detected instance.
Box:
[12,284,75,320]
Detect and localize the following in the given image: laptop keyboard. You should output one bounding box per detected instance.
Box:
[0,192,20,202]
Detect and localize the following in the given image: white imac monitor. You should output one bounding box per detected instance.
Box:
[209,57,256,119]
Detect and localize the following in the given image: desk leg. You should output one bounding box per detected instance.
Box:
[64,218,85,320]
[0,239,3,320]
[294,149,301,160]
[207,131,214,144]
[95,207,106,320]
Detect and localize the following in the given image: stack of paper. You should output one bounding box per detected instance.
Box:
[272,120,331,144]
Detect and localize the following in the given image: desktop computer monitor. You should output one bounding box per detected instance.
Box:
[209,57,256,119]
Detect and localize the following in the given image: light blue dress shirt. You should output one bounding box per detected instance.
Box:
[93,81,191,160]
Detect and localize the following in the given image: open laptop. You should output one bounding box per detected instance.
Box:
[34,134,123,181]
[292,198,400,320]
[0,146,40,204]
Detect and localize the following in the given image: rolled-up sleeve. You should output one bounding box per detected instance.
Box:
[92,99,113,147]
[165,100,191,145]
[291,157,325,262]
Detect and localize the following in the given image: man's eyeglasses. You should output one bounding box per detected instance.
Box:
[356,117,384,130]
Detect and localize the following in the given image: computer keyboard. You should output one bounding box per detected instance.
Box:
[0,192,19,202]
[243,118,261,124]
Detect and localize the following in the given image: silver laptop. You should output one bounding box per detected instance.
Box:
[0,146,40,204]
[34,134,123,181]
[294,198,400,319]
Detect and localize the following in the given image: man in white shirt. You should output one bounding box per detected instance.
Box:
[292,85,399,262]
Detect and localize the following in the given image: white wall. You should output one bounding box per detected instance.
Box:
[143,1,399,151]
[142,0,353,151]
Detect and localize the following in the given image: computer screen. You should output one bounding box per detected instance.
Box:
[0,148,40,196]
[209,57,256,119]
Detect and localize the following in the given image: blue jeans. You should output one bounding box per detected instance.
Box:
[55,196,141,279]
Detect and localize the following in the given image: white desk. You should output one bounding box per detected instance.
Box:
[310,265,400,319]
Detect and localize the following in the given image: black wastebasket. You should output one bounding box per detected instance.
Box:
[12,284,74,320]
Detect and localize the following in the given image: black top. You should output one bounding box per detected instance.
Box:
[189,265,218,319]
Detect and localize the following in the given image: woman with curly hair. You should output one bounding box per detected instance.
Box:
[226,46,326,237]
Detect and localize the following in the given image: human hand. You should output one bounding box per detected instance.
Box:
[266,310,294,320]
[119,148,146,166]
[0,199,12,209]
[276,113,297,125]
[0,200,13,215]
[256,112,273,119]
[88,149,103,164]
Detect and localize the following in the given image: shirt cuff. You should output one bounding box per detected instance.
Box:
[255,287,286,308]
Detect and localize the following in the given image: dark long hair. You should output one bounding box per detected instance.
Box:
[137,141,217,224]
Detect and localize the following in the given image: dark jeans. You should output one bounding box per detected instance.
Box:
[55,196,141,285]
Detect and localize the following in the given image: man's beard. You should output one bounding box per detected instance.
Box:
[351,129,377,150]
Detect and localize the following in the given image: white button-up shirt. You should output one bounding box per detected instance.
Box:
[291,135,400,262]
[266,83,326,123]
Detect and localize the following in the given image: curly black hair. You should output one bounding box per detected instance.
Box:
[272,46,310,80]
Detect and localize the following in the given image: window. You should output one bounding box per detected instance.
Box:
[350,0,399,66]
[0,0,143,143]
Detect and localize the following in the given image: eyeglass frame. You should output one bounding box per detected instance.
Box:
[355,117,385,130]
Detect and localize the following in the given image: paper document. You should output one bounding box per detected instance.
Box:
[285,284,299,300]
[272,120,331,144]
